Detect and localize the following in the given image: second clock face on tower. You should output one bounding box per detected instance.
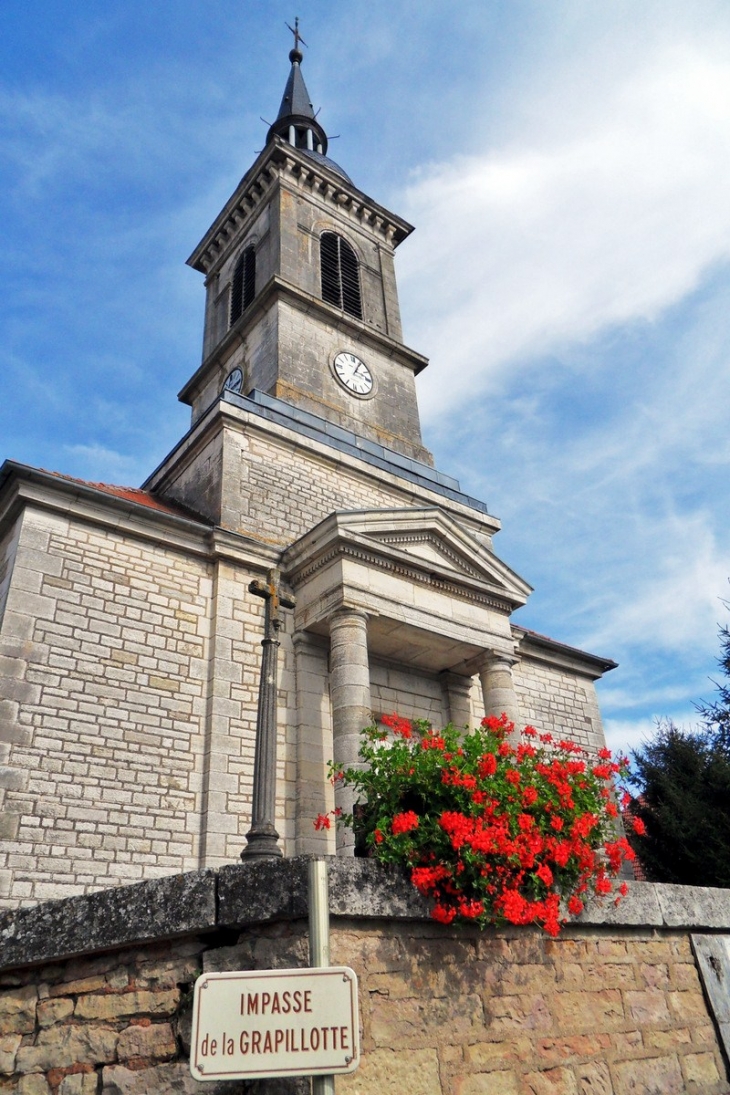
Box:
[332,351,374,397]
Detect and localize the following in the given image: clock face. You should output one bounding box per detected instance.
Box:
[223,367,243,395]
[333,352,374,397]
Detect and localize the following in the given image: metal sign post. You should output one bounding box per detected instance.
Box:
[309,858,335,1095]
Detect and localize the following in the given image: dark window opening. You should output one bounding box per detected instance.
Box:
[230,246,256,327]
[320,232,362,320]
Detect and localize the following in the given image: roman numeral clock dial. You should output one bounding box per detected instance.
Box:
[332,351,374,398]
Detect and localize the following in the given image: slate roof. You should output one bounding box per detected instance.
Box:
[276,54,316,120]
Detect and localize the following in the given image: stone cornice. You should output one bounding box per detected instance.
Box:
[0,462,280,572]
[288,538,517,616]
[283,508,529,614]
[186,139,414,276]
[513,625,618,680]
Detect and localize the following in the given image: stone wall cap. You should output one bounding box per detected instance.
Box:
[3,862,730,974]
[0,870,217,973]
[654,882,730,928]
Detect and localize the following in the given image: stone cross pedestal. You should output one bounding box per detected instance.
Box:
[241,568,295,860]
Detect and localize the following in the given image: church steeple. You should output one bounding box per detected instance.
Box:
[181,26,433,466]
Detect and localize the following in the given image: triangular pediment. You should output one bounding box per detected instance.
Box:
[283,506,532,611]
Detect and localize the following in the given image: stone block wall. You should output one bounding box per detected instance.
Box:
[0,515,21,629]
[514,659,607,755]
[219,420,444,545]
[1,862,729,1095]
[368,660,448,728]
[0,507,212,908]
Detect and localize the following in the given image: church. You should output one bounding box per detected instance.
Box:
[0,40,616,909]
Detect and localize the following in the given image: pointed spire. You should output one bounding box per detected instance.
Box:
[276,53,316,121]
[267,19,328,156]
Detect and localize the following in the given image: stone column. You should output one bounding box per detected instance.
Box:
[329,609,371,855]
[292,631,333,855]
[479,652,521,738]
[441,671,474,731]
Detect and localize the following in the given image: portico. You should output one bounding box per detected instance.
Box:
[282,506,531,851]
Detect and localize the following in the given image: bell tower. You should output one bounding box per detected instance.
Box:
[179,34,432,465]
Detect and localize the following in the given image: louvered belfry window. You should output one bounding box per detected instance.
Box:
[230,246,256,327]
[320,232,362,320]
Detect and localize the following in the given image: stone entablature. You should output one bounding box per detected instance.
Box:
[0,863,729,1095]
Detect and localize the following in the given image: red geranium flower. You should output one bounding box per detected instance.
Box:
[391,810,419,835]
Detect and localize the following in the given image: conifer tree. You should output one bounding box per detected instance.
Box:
[629,620,730,886]
[696,624,730,748]
[629,721,730,886]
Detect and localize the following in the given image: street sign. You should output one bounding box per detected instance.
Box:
[190,966,360,1081]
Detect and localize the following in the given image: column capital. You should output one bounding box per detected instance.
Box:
[478,648,519,673]
[292,629,322,652]
[329,606,369,628]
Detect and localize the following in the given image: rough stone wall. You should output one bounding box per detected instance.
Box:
[513,659,607,754]
[369,661,448,727]
[0,919,726,1095]
[0,508,212,909]
[334,922,727,1095]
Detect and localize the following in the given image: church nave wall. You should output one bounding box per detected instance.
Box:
[0,509,212,909]
[513,658,607,755]
[224,423,491,549]
[369,660,449,728]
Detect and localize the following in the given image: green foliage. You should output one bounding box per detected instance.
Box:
[629,719,730,886]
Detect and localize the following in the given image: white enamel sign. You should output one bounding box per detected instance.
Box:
[190,967,360,1081]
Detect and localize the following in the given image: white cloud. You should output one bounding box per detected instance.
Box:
[604,717,659,759]
[399,32,730,422]
[63,443,140,483]
[581,512,729,654]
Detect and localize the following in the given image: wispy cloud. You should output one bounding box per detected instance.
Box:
[399,33,730,421]
[63,443,142,484]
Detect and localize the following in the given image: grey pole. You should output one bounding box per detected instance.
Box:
[309,858,335,1095]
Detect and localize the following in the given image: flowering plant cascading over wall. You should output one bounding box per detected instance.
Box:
[316,714,641,936]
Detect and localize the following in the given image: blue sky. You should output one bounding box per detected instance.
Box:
[2,1,730,757]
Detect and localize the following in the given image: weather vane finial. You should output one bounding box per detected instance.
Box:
[285,16,307,57]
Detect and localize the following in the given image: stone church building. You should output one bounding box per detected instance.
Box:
[0,45,616,909]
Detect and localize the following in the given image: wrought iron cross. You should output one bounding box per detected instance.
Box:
[241,569,295,860]
[250,568,295,642]
[285,16,307,51]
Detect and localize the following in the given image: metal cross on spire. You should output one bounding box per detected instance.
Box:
[285,16,307,53]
